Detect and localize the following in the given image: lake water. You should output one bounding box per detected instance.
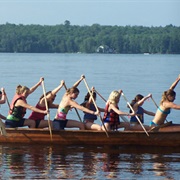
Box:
[0,53,180,179]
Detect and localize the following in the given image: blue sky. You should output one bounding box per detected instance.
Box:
[0,0,180,27]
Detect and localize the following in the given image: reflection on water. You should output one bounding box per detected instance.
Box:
[0,144,180,179]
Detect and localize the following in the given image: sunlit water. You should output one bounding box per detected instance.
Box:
[0,53,180,179]
[0,144,180,179]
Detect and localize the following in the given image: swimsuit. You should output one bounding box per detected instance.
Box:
[29,104,46,121]
[57,106,70,120]
[83,103,97,121]
[158,106,171,115]
[53,106,70,130]
[150,121,158,126]
[130,106,144,124]
[150,107,171,127]
[28,104,47,128]
[53,119,68,130]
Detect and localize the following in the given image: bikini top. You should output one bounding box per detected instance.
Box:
[158,106,171,115]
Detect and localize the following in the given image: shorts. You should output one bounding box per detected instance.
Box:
[5,118,26,128]
[35,120,41,128]
[53,119,68,130]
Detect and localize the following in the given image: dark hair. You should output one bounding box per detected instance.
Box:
[84,91,96,101]
[39,91,57,107]
[81,91,96,107]
[127,94,144,110]
[39,91,51,101]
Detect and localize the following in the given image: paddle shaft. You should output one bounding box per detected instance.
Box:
[63,84,82,122]
[121,93,149,136]
[6,95,11,109]
[151,97,168,123]
[42,80,53,141]
[83,78,109,137]
[94,89,107,102]
[0,118,6,136]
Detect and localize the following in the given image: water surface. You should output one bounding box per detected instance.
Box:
[0,53,180,179]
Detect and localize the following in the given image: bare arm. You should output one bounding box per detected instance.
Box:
[0,88,6,104]
[72,75,85,88]
[48,103,59,109]
[143,109,155,116]
[29,77,43,95]
[137,94,152,106]
[51,80,64,96]
[46,80,64,101]
[70,100,99,115]
[98,107,105,112]
[170,74,180,90]
[16,99,48,114]
[110,103,134,116]
[165,102,180,110]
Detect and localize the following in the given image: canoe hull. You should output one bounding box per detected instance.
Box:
[0,128,180,147]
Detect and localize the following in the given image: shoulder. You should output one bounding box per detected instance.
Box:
[132,102,139,108]
[162,101,173,109]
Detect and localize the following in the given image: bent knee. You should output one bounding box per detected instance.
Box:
[79,123,85,130]
[29,120,36,128]
[97,126,102,131]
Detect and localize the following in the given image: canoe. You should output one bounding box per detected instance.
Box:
[0,126,180,147]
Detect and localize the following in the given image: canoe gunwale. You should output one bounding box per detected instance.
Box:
[0,128,180,147]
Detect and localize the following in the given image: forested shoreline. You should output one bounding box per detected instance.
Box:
[0,22,180,54]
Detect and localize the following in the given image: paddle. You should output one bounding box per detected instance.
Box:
[151,96,168,123]
[94,89,107,102]
[0,118,6,136]
[5,93,11,110]
[94,89,129,123]
[63,83,82,122]
[0,91,7,136]
[121,92,149,137]
[83,78,109,138]
[41,80,53,141]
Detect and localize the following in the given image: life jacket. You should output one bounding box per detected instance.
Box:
[103,103,120,130]
[9,94,27,118]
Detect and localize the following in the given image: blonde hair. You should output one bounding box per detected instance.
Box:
[66,87,79,95]
[108,90,120,105]
[16,85,29,95]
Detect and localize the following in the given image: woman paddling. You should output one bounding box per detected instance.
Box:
[129,93,155,125]
[28,80,64,128]
[102,90,135,131]
[151,74,180,126]
[53,75,99,130]
[81,87,104,131]
[5,78,48,128]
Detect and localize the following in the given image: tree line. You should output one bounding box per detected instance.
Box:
[0,22,180,54]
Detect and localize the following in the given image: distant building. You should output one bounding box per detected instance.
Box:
[96,45,115,53]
